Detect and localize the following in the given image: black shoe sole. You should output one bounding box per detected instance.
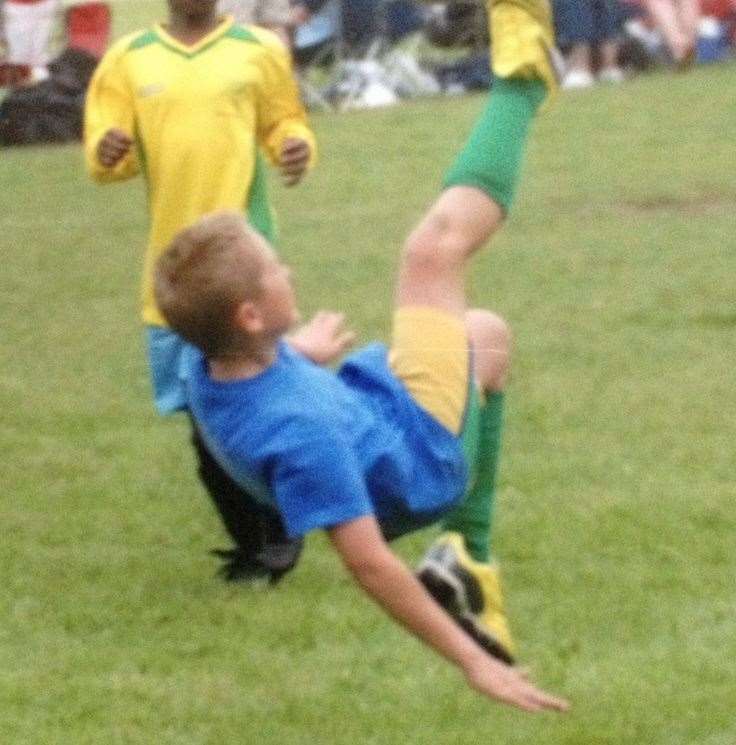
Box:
[211,538,303,585]
[418,565,516,666]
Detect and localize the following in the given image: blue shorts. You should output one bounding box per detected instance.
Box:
[145,326,196,415]
[553,0,622,45]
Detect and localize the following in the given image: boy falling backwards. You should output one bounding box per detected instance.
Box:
[154,0,569,712]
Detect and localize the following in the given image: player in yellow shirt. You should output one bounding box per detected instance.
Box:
[84,0,316,582]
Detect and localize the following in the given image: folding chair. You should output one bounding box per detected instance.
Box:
[293,0,341,110]
[65,1,111,59]
[336,0,439,108]
[0,62,31,87]
[0,0,58,85]
[297,0,437,110]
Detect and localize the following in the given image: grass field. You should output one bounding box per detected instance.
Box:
[2,9,736,741]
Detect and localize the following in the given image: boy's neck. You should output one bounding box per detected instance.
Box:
[208,341,279,382]
[164,13,221,45]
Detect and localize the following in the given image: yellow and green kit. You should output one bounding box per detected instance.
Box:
[84,17,316,327]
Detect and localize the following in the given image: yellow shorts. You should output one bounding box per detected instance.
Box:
[388,307,471,436]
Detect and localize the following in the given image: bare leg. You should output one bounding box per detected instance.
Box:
[567,42,593,76]
[395,187,504,319]
[466,309,511,394]
[647,0,693,62]
[3,0,56,67]
[600,40,620,71]
[418,310,515,662]
[676,0,700,46]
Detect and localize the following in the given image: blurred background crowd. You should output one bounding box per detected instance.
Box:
[0,0,735,144]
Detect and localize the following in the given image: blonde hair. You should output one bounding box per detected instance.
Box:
[154,211,267,357]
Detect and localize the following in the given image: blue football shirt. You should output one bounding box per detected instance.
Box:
[186,341,469,539]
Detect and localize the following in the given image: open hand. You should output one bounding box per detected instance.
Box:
[97,128,133,168]
[288,311,356,365]
[464,656,570,713]
[279,137,311,186]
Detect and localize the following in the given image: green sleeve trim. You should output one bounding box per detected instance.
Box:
[128,30,159,52]
[133,120,150,190]
[225,25,262,44]
[246,151,277,243]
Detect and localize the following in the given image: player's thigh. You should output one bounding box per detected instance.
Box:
[388,307,471,435]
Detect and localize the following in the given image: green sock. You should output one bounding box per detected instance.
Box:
[443,392,505,563]
[443,78,546,213]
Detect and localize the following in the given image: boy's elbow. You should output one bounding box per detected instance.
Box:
[342,546,396,585]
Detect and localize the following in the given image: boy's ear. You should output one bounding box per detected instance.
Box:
[234,300,264,335]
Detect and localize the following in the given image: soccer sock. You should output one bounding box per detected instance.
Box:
[443,77,546,214]
[443,392,505,563]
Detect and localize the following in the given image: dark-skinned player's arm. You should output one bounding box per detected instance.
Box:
[329,515,570,713]
[254,31,316,187]
[84,40,139,183]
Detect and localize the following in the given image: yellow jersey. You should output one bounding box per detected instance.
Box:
[84,17,316,326]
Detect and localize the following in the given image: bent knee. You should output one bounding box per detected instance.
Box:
[465,309,512,392]
[401,212,471,276]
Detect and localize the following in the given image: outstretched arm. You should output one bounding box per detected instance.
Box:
[329,515,569,713]
[287,311,356,365]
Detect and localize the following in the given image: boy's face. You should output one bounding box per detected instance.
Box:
[250,244,300,335]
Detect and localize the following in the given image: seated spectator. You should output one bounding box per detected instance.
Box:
[645,0,699,64]
[620,0,733,67]
[292,0,423,110]
[218,0,294,45]
[293,0,380,54]
[701,0,736,47]
[553,0,625,88]
[2,0,60,84]
[291,0,341,65]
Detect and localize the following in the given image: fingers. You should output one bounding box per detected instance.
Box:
[311,311,344,334]
[281,138,310,164]
[312,312,356,352]
[467,660,570,713]
[315,310,345,328]
[97,128,133,168]
[502,666,569,712]
[496,678,569,713]
[519,682,570,712]
[336,330,357,351]
[280,138,311,186]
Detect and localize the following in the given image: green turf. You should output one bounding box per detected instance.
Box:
[109,0,167,37]
[2,58,735,743]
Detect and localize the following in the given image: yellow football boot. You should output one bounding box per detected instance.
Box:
[417,532,516,665]
[486,0,563,102]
